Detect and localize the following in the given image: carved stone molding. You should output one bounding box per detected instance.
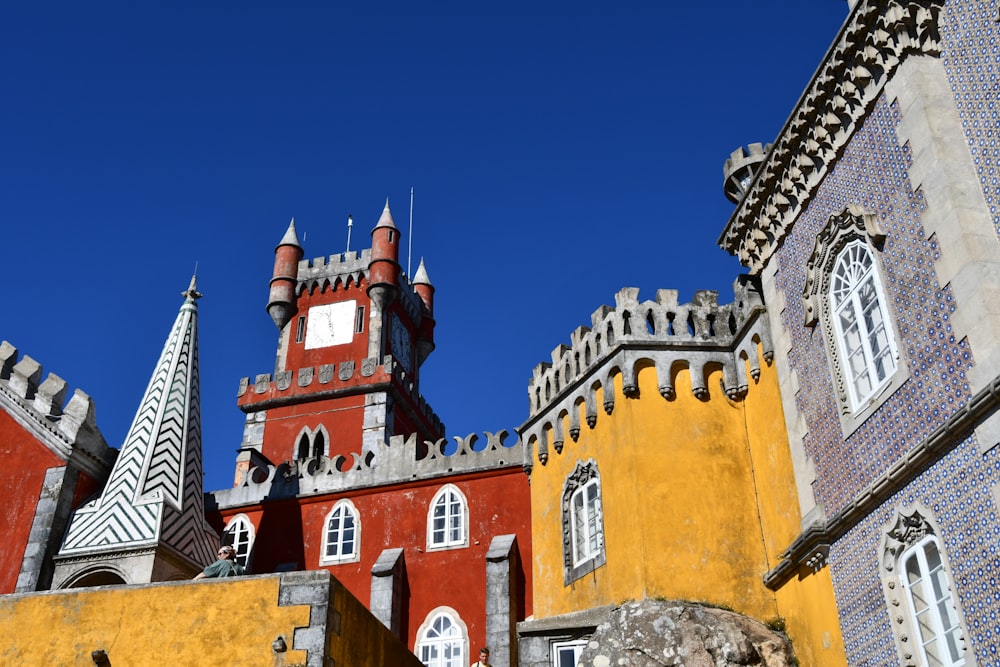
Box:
[803,205,886,327]
[719,0,944,274]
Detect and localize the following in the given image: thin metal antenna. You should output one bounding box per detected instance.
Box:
[407,187,414,279]
[346,214,353,253]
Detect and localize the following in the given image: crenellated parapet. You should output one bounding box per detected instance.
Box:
[211,429,522,508]
[0,341,115,479]
[718,0,944,273]
[237,354,444,433]
[296,249,372,295]
[519,277,773,474]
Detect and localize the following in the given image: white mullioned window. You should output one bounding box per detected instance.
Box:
[570,479,602,567]
[900,536,967,667]
[427,484,468,550]
[416,608,467,667]
[562,459,606,584]
[222,514,254,568]
[321,499,360,564]
[830,240,898,409]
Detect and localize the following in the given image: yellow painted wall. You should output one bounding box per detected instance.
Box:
[529,344,846,664]
[0,572,423,667]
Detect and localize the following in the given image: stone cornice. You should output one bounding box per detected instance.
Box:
[718,0,944,274]
[763,369,1000,590]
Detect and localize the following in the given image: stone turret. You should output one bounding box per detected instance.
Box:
[723,143,770,204]
[267,218,304,330]
[367,200,401,359]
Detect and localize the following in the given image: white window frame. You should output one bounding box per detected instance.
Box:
[427,484,468,551]
[829,240,898,410]
[900,536,967,667]
[880,506,971,667]
[570,479,602,567]
[222,514,255,568]
[415,607,467,667]
[803,207,908,436]
[551,639,587,667]
[562,459,606,584]
[320,499,360,565]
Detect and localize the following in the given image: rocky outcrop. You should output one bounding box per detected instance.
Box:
[578,600,796,667]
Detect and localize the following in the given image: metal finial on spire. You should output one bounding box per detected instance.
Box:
[408,187,414,279]
[346,214,353,253]
[182,274,203,301]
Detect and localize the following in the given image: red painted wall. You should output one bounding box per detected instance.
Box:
[258,395,367,463]
[0,411,64,593]
[214,467,532,653]
[284,279,372,372]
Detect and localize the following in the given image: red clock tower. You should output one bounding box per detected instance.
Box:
[213,202,531,667]
[240,201,443,467]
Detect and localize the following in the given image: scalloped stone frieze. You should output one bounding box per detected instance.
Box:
[719,0,944,274]
[211,429,522,507]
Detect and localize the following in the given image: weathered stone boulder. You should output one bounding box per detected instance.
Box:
[577,599,796,667]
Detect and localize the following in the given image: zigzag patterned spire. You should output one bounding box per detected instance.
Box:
[58,276,217,570]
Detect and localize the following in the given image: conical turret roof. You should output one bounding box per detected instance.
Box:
[374,198,397,230]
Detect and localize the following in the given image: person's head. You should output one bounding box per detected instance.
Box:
[218,546,236,560]
[479,648,489,661]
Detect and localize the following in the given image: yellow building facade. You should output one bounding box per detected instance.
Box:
[518,284,846,666]
[0,570,422,667]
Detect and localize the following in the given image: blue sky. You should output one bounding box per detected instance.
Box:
[2,2,849,491]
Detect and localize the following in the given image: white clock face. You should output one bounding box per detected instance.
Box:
[304,301,356,349]
[391,315,412,371]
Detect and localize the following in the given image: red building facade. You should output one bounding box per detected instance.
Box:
[208,205,531,667]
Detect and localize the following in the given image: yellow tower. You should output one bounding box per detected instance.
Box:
[517,280,846,666]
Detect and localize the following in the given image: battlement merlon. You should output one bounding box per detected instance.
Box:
[522,276,771,428]
[296,248,373,293]
[294,250,429,326]
[211,429,523,509]
[236,355,445,435]
[0,341,116,479]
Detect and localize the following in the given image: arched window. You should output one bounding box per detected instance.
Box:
[880,507,970,666]
[416,608,467,667]
[321,499,360,564]
[830,240,898,409]
[222,514,255,568]
[900,536,966,666]
[803,207,906,433]
[295,426,329,460]
[427,485,468,550]
[562,459,605,584]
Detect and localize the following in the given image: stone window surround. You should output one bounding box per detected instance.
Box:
[879,504,974,667]
[426,484,469,551]
[562,459,606,585]
[295,424,330,460]
[320,499,360,565]
[803,205,909,437]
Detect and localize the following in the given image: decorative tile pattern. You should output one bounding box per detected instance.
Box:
[768,1,1000,661]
